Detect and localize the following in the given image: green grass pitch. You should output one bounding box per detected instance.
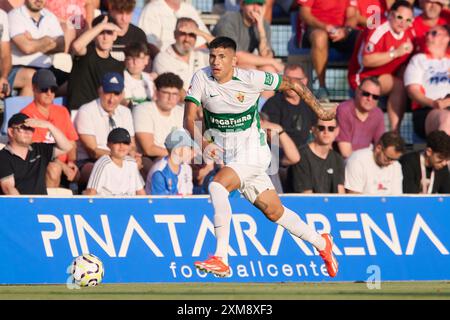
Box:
[0,282,449,300]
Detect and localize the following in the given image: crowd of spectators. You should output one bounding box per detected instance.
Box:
[0,0,448,196]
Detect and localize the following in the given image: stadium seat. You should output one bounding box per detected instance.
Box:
[1,96,68,135]
[1,96,33,135]
[287,11,351,97]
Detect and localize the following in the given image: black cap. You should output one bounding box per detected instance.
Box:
[32,69,57,90]
[8,113,29,128]
[107,128,131,144]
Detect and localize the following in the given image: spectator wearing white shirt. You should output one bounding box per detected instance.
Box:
[0,8,11,98]
[74,72,138,191]
[8,0,65,96]
[132,72,184,179]
[123,41,155,108]
[345,131,405,195]
[152,17,210,93]
[138,0,210,51]
[84,128,146,196]
[404,24,450,138]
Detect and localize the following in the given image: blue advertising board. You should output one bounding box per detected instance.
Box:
[0,195,449,284]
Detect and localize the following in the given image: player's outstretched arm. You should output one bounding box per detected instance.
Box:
[278,76,336,120]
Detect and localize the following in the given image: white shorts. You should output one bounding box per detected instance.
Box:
[226,162,275,204]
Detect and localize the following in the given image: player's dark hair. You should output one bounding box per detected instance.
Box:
[108,0,136,12]
[209,37,237,52]
[155,72,184,90]
[426,130,450,159]
[390,0,413,12]
[378,131,405,153]
[124,42,150,58]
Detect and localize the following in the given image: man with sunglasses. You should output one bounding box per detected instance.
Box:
[404,24,450,139]
[336,76,385,159]
[348,0,415,132]
[21,69,79,189]
[291,118,345,194]
[345,131,405,194]
[153,17,211,93]
[7,0,65,97]
[412,0,449,53]
[67,14,124,111]
[0,112,73,195]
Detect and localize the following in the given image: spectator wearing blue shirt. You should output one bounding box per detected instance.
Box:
[146,128,198,195]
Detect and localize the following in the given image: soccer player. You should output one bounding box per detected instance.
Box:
[184,36,338,278]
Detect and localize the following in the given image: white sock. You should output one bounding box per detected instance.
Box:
[275,206,326,251]
[209,182,232,265]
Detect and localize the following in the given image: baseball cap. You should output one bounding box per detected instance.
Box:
[243,0,265,4]
[107,127,131,144]
[32,69,57,90]
[164,128,199,151]
[8,113,29,128]
[101,72,124,93]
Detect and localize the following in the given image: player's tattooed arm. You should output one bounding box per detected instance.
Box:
[278,76,336,121]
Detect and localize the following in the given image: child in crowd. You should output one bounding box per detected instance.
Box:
[123,42,155,108]
[145,128,198,195]
[84,128,146,196]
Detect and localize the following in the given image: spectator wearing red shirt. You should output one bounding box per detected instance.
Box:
[298,0,359,102]
[413,0,449,53]
[348,0,414,132]
[20,69,79,188]
[354,0,388,29]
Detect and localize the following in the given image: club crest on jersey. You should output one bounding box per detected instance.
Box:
[236,92,245,103]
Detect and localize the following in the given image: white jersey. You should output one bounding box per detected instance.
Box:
[404,53,450,101]
[186,67,281,165]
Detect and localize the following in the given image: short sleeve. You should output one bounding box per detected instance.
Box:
[291,148,313,192]
[403,54,422,87]
[74,107,96,135]
[86,158,107,190]
[133,163,145,192]
[0,10,9,42]
[132,103,155,134]
[8,9,25,38]
[149,171,170,195]
[0,151,14,181]
[249,69,282,92]
[392,163,403,195]
[344,154,366,193]
[335,101,353,143]
[185,70,205,106]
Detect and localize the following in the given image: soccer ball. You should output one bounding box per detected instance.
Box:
[70,254,104,287]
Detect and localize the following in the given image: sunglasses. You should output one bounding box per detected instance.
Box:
[394,14,413,24]
[317,125,336,132]
[13,124,35,132]
[100,30,114,36]
[38,86,57,94]
[360,89,380,100]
